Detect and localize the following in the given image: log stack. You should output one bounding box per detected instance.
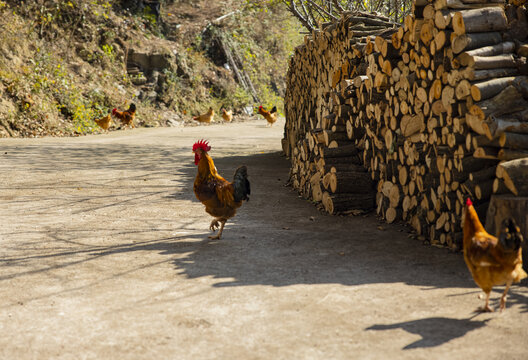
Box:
[284,2,528,249]
[284,11,397,214]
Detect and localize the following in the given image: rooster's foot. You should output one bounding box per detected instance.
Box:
[208,220,225,240]
[209,220,220,232]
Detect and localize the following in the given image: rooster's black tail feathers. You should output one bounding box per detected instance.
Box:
[233,166,250,202]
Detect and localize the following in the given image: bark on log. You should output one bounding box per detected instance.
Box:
[451,32,502,54]
[329,171,374,194]
[467,54,517,70]
[457,41,516,66]
[321,144,359,158]
[470,76,516,102]
[463,67,518,81]
[471,86,528,121]
[452,8,508,36]
[496,159,528,196]
[322,191,376,214]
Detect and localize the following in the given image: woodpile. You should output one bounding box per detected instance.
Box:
[284,11,398,214]
[284,2,528,249]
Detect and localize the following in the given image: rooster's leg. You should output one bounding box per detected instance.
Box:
[499,280,513,312]
[208,220,226,240]
[209,219,220,232]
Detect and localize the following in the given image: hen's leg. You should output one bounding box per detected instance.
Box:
[209,220,226,240]
[499,280,513,312]
[479,291,493,312]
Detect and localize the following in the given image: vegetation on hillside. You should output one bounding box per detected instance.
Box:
[0,0,303,137]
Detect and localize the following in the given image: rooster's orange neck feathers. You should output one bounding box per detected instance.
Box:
[464,198,485,235]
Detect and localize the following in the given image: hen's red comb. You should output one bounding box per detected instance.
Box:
[466,198,473,207]
[193,139,211,152]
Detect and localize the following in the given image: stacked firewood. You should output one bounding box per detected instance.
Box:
[284,11,397,214]
[284,2,528,248]
[369,0,518,246]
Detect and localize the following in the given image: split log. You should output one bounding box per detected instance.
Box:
[496,159,528,196]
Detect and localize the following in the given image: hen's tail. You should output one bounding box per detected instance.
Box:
[233,165,250,202]
[499,218,524,251]
[270,106,277,114]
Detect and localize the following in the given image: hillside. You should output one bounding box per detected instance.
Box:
[0,0,302,137]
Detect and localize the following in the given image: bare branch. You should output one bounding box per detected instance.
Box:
[332,0,345,12]
[281,0,404,32]
[306,0,338,21]
[282,0,315,31]
[298,0,314,25]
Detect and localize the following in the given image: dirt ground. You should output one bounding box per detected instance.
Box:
[0,118,527,359]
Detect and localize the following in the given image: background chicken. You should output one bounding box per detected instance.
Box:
[258,105,277,127]
[193,107,214,123]
[193,139,250,239]
[112,103,136,128]
[94,113,112,131]
[221,108,233,122]
[463,198,527,312]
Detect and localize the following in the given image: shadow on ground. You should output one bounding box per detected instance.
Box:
[366,315,491,349]
[1,143,527,350]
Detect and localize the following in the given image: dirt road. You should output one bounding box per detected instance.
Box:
[0,118,527,359]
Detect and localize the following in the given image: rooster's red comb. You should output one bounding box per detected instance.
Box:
[193,139,211,152]
[466,198,473,207]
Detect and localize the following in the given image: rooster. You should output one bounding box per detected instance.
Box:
[257,105,277,127]
[94,113,112,131]
[463,198,527,312]
[193,140,250,240]
[193,107,214,123]
[221,108,233,122]
[112,103,136,128]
